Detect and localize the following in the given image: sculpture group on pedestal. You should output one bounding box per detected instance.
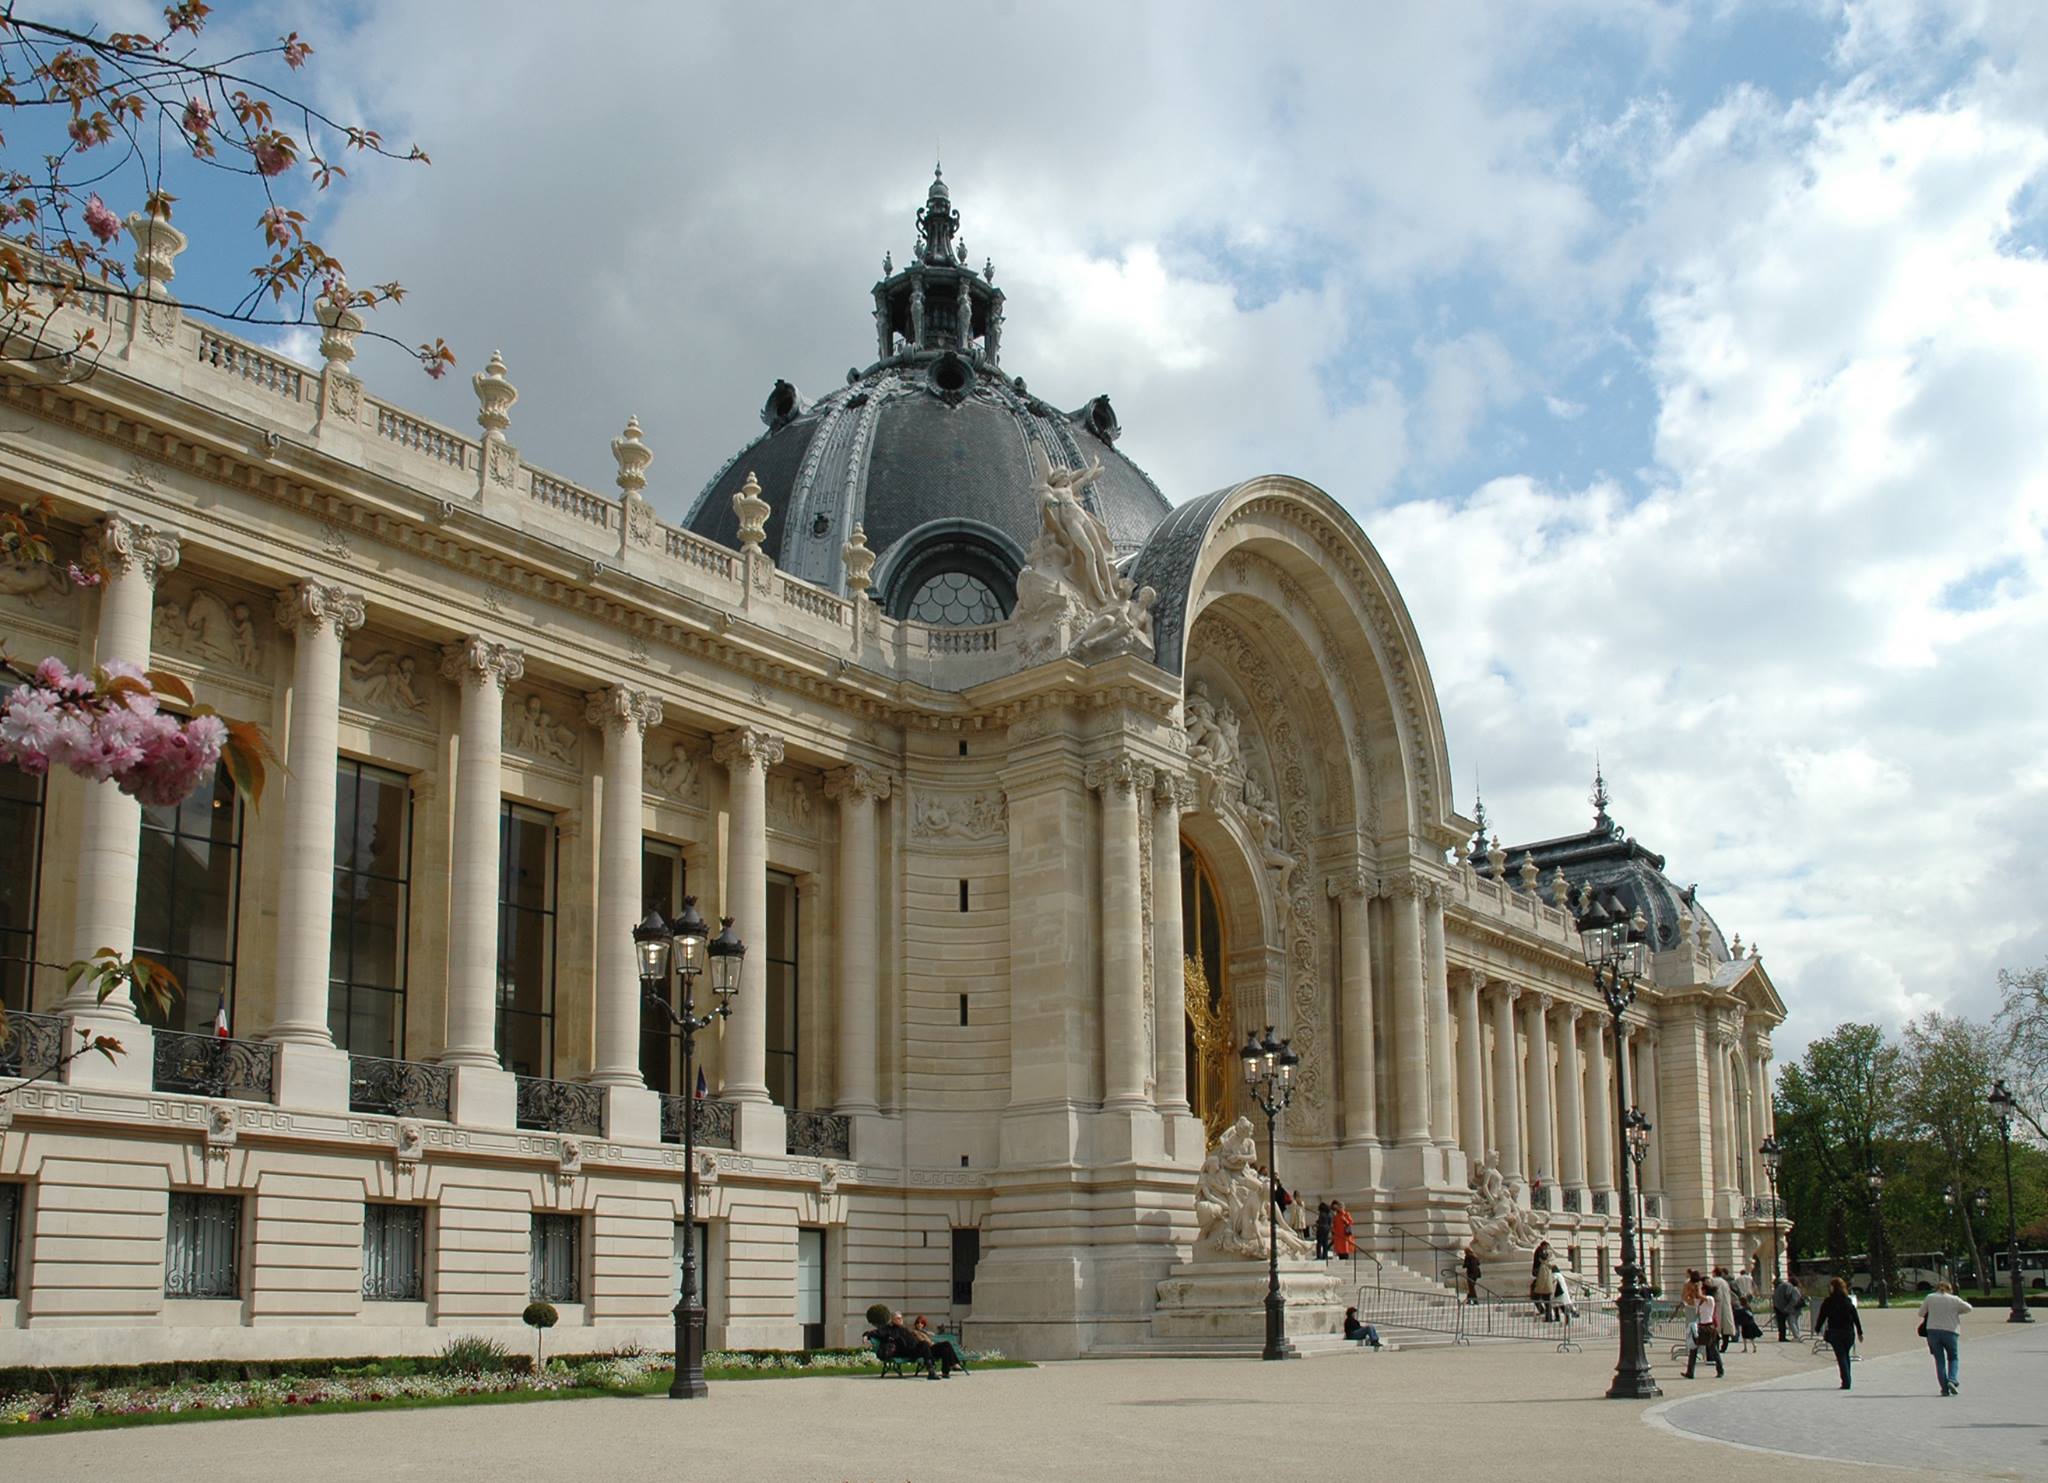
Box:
[1193,1115,1314,1262]
[1464,1148,1550,1263]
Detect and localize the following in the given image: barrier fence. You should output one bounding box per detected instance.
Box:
[1353,1280,1633,1353]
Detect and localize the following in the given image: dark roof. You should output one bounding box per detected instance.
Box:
[1503,821,1733,962]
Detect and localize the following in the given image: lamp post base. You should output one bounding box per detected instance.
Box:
[668,1302,710,1399]
[1605,1296,1662,1400]
[1261,1290,1296,1361]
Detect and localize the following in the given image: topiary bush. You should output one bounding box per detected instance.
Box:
[864,1303,892,1331]
[522,1301,560,1372]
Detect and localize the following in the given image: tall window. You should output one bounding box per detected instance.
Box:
[529,1212,580,1302]
[764,871,798,1108]
[165,1192,240,1298]
[331,761,411,1057]
[496,803,556,1077]
[362,1204,425,1302]
[0,767,42,1014]
[0,1183,20,1297]
[639,840,686,1093]
[137,766,243,1034]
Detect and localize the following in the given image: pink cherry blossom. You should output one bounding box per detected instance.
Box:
[64,563,102,588]
[82,194,121,245]
[181,98,216,139]
[251,137,291,177]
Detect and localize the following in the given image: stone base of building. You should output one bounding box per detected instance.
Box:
[1149,1258,1345,1341]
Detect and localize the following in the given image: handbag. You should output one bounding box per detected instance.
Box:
[1916,1318,1927,1337]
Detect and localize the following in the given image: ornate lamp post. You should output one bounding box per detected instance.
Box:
[1988,1078,2035,1324]
[1759,1134,1783,1284]
[635,898,747,1397]
[1239,1025,1300,1362]
[1865,1166,1888,1308]
[1624,1106,1652,1285]
[1576,889,1660,1400]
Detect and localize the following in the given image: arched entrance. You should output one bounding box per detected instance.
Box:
[1181,841,1231,1146]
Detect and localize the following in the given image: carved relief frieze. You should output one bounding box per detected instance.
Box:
[153,584,262,669]
[504,690,580,767]
[766,770,817,835]
[644,735,706,805]
[343,643,431,718]
[909,789,1006,842]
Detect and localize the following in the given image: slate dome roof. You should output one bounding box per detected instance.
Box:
[680,170,1171,617]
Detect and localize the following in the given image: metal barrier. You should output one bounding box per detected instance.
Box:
[1353,1280,1474,1345]
[1353,1280,1624,1353]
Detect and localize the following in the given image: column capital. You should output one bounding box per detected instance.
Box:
[439,634,524,690]
[713,725,785,773]
[822,764,892,803]
[273,580,366,640]
[1325,867,1376,900]
[584,683,663,735]
[1492,981,1522,1006]
[92,513,180,585]
[1083,750,1150,794]
[1151,770,1196,812]
[1531,990,1555,1014]
[1383,870,1428,901]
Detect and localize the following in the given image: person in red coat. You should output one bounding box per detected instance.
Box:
[1330,1200,1356,1264]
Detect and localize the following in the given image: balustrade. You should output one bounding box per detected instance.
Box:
[0,1011,68,1081]
[784,1108,851,1158]
[657,1094,737,1150]
[347,1055,453,1121]
[153,1030,277,1102]
[514,1075,604,1135]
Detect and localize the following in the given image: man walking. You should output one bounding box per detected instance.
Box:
[1917,1282,1973,1397]
[1709,1267,1738,1354]
[1463,1246,1482,1305]
[1314,1200,1333,1262]
[1772,1273,1803,1342]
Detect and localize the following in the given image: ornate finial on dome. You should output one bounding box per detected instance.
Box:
[984,257,995,284]
[917,164,961,266]
[1550,865,1572,908]
[611,415,652,498]
[882,251,893,276]
[732,471,770,551]
[841,523,875,597]
[1518,853,1541,892]
[1470,794,1489,860]
[1486,835,1508,881]
[473,349,516,437]
[1730,931,1743,959]
[1590,758,1615,834]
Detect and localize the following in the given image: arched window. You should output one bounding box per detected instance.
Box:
[883,527,1019,626]
[907,570,1003,626]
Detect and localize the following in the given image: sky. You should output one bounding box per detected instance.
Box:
[64,0,2048,1060]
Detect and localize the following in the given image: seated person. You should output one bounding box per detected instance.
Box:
[864,1311,938,1376]
[1342,1306,1383,1349]
[911,1314,967,1376]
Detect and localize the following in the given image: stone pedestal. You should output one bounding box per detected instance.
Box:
[1151,1259,1345,1342]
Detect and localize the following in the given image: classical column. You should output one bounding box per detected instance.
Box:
[1151,775,1193,1115]
[62,515,180,1016]
[1086,752,1148,1110]
[1747,1045,1769,1187]
[823,765,890,1115]
[1554,1003,1586,1193]
[438,635,524,1067]
[1490,985,1523,1181]
[1423,885,1455,1147]
[1524,993,1555,1189]
[1641,1029,1665,1194]
[1455,972,1486,1164]
[265,581,366,1044]
[586,684,662,1086]
[1705,1027,1732,1195]
[712,727,783,1103]
[1586,1006,1615,1197]
[1386,877,1430,1145]
[1329,870,1376,1144]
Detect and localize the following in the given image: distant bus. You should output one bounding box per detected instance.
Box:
[1792,1253,1952,1295]
[1992,1249,2048,1290]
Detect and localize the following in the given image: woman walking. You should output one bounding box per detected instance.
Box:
[1917,1282,1973,1396]
[1682,1278,1724,1379]
[1815,1276,1864,1390]
[1330,1200,1356,1267]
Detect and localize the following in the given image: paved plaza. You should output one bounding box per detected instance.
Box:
[10,1309,2040,1482]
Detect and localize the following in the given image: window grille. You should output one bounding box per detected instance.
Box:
[496,803,558,1077]
[362,1204,425,1301]
[0,1184,21,1297]
[529,1213,580,1303]
[330,761,412,1056]
[165,1192,240,1298]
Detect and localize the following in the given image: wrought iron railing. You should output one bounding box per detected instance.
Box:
[785,1108,851,1158]
[0,1011,69,1081]
[1592,1191,1611,1216]
[1562,1187,1583,1214]
[658,1094,736,1150]
[1530,1185,1553,1212]
[348,1056,452,1121]
[152,1030,276,1102]
[1645,1194,1662,1219]
[514,1075,603,1135]
[1741,1195,1785,1220]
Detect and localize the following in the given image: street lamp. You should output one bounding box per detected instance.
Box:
[1866,1166,1888,1308]
[1575,888,1660,1401]
[1624,1106,1652,1286]
[635,897,748,1397]
[1240,1025,1300,1361]
[1988,1078,2035,1324]
[1759,1134,1783,1284]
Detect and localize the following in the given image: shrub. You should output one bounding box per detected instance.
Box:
[435,1335,516,1376]
[522,1302,560,1371]
[864,1303,892,1330]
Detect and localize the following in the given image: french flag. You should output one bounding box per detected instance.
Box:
[695,1066,707,1100]
[213,1001,230,1039]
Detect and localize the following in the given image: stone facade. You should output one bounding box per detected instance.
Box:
[0,189,1785,1365]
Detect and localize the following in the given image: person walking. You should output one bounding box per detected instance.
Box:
[1314,1201,1333,1262]
[1532,1242,1557,1321]
[1816,1276,1864,1390]
[1917,1282,1973,1397]
[1682,1281,1724,1378]
[1463,1246,1482,1305]
[1330,1200,1356,1268]
[1709,1266,1738,1354]
[1287,1190,1311,1239]
[1771,1273,1802,1342]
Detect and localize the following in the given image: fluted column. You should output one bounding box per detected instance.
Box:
[1455,971,1486,1164]
[1086,752,1149,1109]
[586,685,663,1086]
[1524,993,1555,1187]
[1554,1003,1586,1192]
[713,727,783,1102]
[1387,876,1430,1145]
[1586,1007,1615,1196]
[266,582,366,1043]
[823,765,890,1115]
[1329,869,1376,1144]
[63,515,180,1016]
[439,635,524,1066]
[1489,985,1523,1181]
[1151,774,1193,1115]
[1641,1029,1665,1194]
[1705,1027,1732,1195]
[1747,1045,1769,1189]
[1423,885,1455,1147]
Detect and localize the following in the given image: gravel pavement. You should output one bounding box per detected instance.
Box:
[8,1308,2020,1482]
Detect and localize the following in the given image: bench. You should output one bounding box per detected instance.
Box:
[865,1332,938,1379]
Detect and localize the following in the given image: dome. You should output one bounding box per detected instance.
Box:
[680,173,1172,619]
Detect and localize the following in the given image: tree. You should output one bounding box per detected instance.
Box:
[1900,1012,2000,1289]
[0,4,451,376]
[1774,1023,1901,1273]
[1995,959,2048,1141]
